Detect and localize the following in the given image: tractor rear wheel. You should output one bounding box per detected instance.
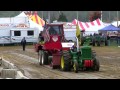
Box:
[60,51,71,71]
[93,58,100,71]
[73,61,79,73]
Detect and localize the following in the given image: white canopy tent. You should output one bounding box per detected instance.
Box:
[0,12,28,24]
[0,18,11,24]
[0,12,43,32]
[14,12,43,32]
[83,25,105,35]
[13,12,29,24]
[111,21,120,27]
[28,19,43,32]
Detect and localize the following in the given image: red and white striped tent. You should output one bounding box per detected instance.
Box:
[72,18,105,31]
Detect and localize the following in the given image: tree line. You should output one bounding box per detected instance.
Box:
[0,11,119,22]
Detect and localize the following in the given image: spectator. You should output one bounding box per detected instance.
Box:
[107,33,110,46]
[21,37,26,51]
[117,32,120,47]
[38,31,44,42]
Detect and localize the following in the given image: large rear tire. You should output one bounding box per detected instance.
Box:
[93,58,100,71]
[60,51,71,71]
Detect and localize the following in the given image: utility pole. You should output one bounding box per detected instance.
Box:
[109,11,111,22]
[41,11,43,19]
[77,11,78,20]
[48,11,50,23]
[117,11,119,27]
[101,11,102,21]
[59,11,61,15]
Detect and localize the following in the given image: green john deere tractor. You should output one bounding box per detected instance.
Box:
[60,37,100,73]
[70,46,99,73]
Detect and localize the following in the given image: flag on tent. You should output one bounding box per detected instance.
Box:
[31,11,45,27]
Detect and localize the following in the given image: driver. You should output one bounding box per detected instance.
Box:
[71,42,77,52]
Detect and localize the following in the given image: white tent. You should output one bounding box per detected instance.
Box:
[0,12,28,24]
[111,21,120,27]
[103,22,111,26]
[84,25,105,35]
[72,18,105,31]
[15,12,28,17]
[14,12,43,32]
[0,18,11,24]
[28,19,43,32]
[13,12,28,24]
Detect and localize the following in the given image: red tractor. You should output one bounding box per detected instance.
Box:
[34,23,74,70]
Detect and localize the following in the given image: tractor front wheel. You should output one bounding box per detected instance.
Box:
[60,51,71,71]
[38,50,42,65]
[40,51,49,65]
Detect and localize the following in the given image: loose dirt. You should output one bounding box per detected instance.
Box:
[0,45,120,79]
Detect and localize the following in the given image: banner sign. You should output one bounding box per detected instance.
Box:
[0,24,11,27]
[14,23,29,28]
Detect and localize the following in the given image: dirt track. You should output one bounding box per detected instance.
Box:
[0,45,120,79]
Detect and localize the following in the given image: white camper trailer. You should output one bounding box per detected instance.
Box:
[10,28,40,43]
[0,27,40,44]
[0,28,11,44]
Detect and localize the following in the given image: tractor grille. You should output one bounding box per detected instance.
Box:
[81,47,92,59]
